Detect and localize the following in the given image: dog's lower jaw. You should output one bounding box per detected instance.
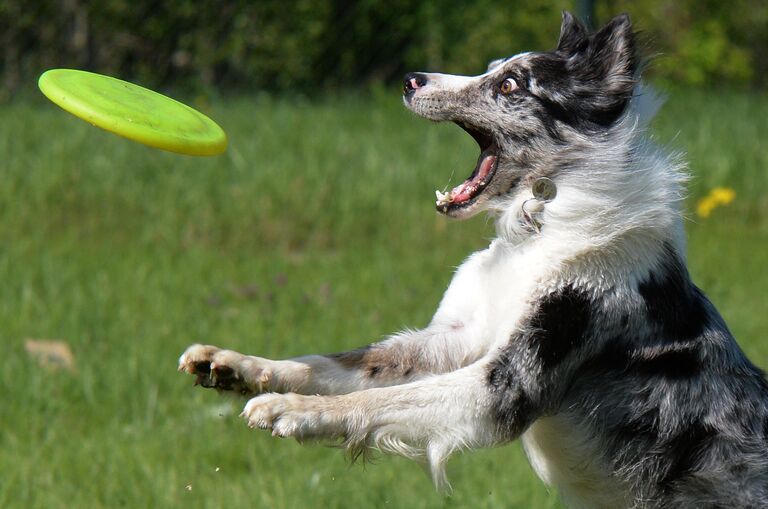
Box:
[436,193,490,219]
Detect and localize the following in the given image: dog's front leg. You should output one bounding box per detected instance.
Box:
[179,321,491,396]
[240,359,533,489]
[178,344,311,395]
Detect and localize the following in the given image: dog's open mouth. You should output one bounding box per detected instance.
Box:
[435,122,498,213]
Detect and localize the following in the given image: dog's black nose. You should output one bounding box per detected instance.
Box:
[403,72,428,96]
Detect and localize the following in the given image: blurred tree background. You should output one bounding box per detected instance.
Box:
[1,0,766,99]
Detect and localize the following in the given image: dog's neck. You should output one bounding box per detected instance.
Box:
[489,106,688,288]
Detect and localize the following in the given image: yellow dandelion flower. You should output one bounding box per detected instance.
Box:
[696,187,736,218]
[710,187,736,205]
[696,198,714,218]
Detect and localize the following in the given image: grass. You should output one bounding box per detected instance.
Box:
[1,88,766,508]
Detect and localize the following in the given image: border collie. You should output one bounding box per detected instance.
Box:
[179,12,768,508]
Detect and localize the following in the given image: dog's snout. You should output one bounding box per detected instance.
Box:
[403,72,428,96]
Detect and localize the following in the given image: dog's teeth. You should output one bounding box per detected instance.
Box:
[435,190,452,206]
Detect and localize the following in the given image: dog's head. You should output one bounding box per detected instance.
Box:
[403,12,639,219]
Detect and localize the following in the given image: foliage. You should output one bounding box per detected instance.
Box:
[600,0,767,89]
[1,0,766,98]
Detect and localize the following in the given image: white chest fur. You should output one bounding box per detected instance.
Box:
[523,416,629,509]
[430,239,561,352]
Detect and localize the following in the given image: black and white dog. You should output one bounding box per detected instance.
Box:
[180,13,768,508]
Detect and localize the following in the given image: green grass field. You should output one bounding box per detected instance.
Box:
[1,89,766,508]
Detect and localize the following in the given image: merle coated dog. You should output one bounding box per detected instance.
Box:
[179,12,768,508]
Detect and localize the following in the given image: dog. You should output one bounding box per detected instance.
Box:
[179,12,768,508]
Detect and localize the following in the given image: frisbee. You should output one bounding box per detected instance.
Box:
[38,69,227,156]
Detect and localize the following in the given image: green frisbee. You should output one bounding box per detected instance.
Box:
[38,69,227,156]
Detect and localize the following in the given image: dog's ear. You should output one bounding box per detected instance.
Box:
[587,13,638,83]
[557,11,589,55]
[566,13,638,125]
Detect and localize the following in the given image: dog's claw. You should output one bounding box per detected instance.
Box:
[179,344,278,396]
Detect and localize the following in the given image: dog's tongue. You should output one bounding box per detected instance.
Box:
[450,154,497,204]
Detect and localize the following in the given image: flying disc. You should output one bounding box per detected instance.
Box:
[38,69,227,156]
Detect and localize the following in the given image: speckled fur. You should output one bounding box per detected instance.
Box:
[179,13,768,507]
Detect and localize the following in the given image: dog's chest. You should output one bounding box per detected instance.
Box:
[434,241,562,341]
[522,415,628,509]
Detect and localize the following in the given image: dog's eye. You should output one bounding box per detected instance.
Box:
[500,78,518,95]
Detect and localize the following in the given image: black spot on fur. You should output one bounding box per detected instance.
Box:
[531,102,568,140]
[659,422,718,491]
[577,336,629,375]
[579,337,702,382]
[534,97,578,132]
[487,365,536,437]
[763,416,768,443]
[619,313,630,330]
[633,348,701,379]
[527,55,569,89]
[610,406,660,444]
[487,350,517,391]
[525,57,586,131]
[639,246,710,342]
[529,285,592,369]
[494,389,536,438]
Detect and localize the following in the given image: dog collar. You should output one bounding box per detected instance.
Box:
[532,177,557,202]
[521,177,557,233]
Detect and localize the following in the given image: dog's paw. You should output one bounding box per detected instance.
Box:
[178,344,273,395]
[242,393,337,439]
